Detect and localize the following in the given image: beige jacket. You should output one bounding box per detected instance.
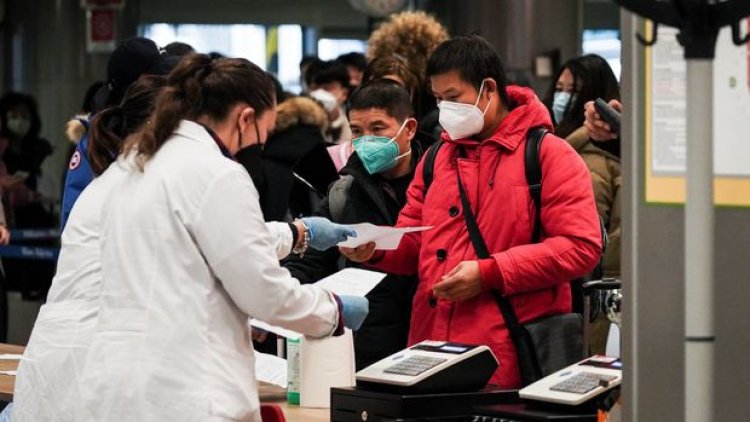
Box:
[567,127,622,278]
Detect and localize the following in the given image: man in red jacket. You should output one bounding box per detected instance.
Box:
[340,35,602,388]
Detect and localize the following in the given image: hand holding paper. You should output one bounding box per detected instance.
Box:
[337,223,431,250]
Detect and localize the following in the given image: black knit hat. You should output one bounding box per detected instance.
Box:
[94,37,167,111]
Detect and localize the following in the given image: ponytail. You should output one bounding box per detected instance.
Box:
[127,54,276,167]
[88,75,166,175]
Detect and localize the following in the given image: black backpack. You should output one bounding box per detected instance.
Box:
[420,128,606,314]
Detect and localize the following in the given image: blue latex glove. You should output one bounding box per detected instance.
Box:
[301,217,357,250]
[338,295,369,331]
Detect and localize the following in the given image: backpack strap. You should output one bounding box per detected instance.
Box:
[525,127,548,243]
[421,140,444,197]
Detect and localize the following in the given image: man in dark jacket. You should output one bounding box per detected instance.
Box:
[283,80,423,369]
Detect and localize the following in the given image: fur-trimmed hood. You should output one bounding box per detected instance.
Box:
[272,96,328,135]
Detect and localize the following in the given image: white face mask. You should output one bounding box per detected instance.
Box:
[6,116,31,139]
[437,81,492,140]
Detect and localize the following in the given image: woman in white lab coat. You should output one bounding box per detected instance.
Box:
[15,55,365,422]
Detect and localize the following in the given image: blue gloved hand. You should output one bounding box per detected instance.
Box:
[301,217,357,250]
[338,295,369,331]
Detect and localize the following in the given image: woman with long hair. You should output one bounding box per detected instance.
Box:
[15,54,362,422]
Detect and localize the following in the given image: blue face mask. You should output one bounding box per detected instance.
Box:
[352,120,411,175]
[552,91,574,124]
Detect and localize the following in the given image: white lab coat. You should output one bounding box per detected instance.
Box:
[13,121,338,422]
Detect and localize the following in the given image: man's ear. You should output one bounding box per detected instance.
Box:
[405,118,418,141]
[484,78,497,97]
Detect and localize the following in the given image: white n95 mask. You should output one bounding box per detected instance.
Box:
[438,81,492,140]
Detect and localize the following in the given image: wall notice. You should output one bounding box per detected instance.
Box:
[645,20,750,207]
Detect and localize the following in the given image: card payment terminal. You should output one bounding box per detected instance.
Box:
[355,340,498,394]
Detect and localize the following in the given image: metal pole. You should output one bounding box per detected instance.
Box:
[685,59,714,422]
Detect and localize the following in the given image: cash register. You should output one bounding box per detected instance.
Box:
[331,340,517,422]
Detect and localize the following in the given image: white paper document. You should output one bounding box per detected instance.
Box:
[254,351,288,388]
[249,268,386,340]
[338,223,432,250]
[315,268,386,297]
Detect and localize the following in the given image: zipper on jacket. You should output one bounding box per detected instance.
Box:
[488,152,502,188]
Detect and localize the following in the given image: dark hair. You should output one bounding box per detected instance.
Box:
[312,60,350,90]
[336,52,366,71]
[128,54,275,166]
[543,54,620,139]
[0,92,42,140]
[164,41,196,57]
[346,79,414,122]
[362,56,420,101]
[302,57,324,89]
[88,76,166,175]
[426,35,510,107]
[267,72,290,104]
[82,81,105,114]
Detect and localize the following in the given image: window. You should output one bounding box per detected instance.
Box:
[317,38,367,61]
[582,29,621,81]
[140,23,303,92]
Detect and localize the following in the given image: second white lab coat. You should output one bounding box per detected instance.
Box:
[13,120,336,422]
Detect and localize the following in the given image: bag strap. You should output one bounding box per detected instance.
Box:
[421,140,444,196]
[524,127,547,243]
[456,170,529,340]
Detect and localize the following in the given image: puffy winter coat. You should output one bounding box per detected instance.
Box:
[370,86,601,388]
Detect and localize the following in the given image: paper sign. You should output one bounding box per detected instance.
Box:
[338,223,431,250]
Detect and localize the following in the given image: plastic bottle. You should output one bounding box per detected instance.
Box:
[286,337,300,405]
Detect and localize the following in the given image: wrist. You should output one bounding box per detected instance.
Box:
[292,219,309,256]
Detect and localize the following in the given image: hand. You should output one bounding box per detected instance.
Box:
[338,295,369,331]
[432,261,483,302]
[584,99,621,141]
[0,226,9,245]
[301,217,356,250]
[339,242,376,263]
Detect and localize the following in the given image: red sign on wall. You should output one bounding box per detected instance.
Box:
[86,8,116,53]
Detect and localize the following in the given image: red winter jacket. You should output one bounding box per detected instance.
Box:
[369,86,602,388]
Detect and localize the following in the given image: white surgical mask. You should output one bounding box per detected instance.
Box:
[437,81,491,140]
[552,91,574,125]
[6,116,31,139]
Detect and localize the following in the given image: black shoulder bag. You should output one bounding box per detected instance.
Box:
[455,127,584,386]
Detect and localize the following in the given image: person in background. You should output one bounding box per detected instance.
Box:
[311,60,352,145]
[366,11,450,142]
[164,41,195,56]
[252,94,338,222]
[284,80,421,369]
[328,55,420,171]
[60,37,173,229]
[0,92,55,300]
[340,35,602,388]
[362,55,437,149]
[15,54,363,422]
[543,54,621,281]
[299,56,323,94]
[336,52,367,88]
[64,81,104,146]
[12,75,168,421]
[543,55,622,355]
